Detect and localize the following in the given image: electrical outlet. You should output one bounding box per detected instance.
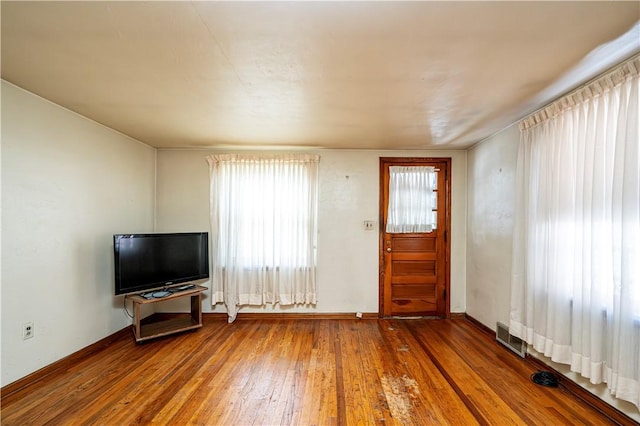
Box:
[23,322,34,340]
[363,220,375,231]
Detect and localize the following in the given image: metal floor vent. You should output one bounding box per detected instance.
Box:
[496,322,526,358]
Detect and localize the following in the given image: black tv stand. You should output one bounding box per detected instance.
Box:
[126,285,206,343]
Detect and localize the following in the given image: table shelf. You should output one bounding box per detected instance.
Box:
[126,285,206,343]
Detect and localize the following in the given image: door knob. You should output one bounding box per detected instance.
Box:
[386,248,392,252]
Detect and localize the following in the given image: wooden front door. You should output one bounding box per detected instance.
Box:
[379,158,450,317]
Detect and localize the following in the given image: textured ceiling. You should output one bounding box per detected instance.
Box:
[2,2,639,150]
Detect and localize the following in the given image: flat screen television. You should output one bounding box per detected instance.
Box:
[113,232,209,295]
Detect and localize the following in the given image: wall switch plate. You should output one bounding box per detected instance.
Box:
[23,322,34,340]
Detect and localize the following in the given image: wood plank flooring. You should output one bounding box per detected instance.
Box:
[1,318,621,425]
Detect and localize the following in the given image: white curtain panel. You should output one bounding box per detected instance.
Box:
[207,154,320,322]
[386,166,436,233]
[510,57,639,408]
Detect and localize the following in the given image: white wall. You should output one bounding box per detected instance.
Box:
[466,124,519,328]
[155,149,467,315]
[1,82,156,387]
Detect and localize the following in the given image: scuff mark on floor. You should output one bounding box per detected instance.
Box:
[381,374,421,423]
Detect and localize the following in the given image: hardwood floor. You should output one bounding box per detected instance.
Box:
[1,318,624,425]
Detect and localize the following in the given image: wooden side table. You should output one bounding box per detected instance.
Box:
[126,285,206,343]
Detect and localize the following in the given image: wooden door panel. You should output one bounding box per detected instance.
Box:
[392,253,437,261]
[391,260,436,275]
[390,297,437,314]
[391,237,436,251]
[392,283,437,297]
[380,158,450,317]
[392,275,438,285]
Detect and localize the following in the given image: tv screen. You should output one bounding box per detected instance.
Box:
[113,232,209,295]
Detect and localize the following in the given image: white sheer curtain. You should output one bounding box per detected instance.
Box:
[207,154,320,322]
[386,166,436,233]
[510,57,639,408]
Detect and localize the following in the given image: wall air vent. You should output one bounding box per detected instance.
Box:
[496,322,526,358]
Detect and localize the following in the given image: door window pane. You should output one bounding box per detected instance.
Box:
[386,166,436,233]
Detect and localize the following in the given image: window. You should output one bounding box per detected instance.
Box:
[510,57,639,408]
[386,166,437,233]
[207,154,320,322]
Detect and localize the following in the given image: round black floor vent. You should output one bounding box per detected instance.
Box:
[531,371,558,387]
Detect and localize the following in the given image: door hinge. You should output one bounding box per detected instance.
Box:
[443,289,447,300]
[444,230,447,243]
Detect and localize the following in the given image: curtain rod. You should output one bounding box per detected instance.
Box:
[521,53,640,129]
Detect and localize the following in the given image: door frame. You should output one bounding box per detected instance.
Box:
[378,157,452,318]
